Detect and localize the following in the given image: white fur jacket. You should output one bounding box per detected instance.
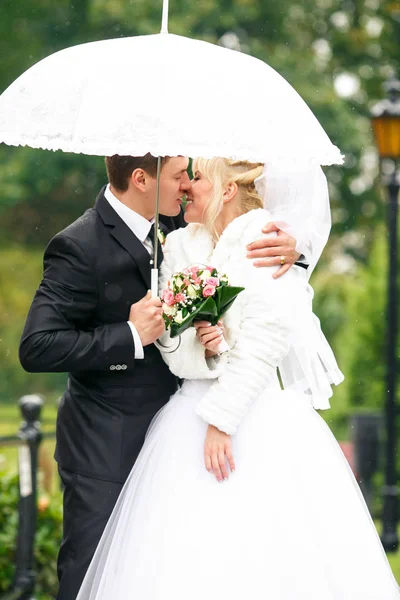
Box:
[159,209,343,435]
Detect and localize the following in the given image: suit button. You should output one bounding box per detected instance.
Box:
[110,365,116,370]
[121,364,127,370]
[116,364,122,370]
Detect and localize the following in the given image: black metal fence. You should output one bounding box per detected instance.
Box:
[0,395,55,600]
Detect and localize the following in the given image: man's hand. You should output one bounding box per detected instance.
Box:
[246,222,300,279]
[129,290,165,346]
[204,424,235,482]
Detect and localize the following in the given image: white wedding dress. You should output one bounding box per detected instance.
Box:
[77,209,400,599]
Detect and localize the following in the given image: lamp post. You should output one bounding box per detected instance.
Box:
[371,76,400,552]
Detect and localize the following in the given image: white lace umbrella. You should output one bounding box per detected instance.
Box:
[0,2,342,165]
[0,0,342,293]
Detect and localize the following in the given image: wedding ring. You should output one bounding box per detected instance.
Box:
[280,255,285,265]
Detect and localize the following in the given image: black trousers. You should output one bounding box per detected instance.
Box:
[56,466,124,600]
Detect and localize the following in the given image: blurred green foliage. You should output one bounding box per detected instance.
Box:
[0,471,62,599]
[0,248,67,403]
[313,226,400,441]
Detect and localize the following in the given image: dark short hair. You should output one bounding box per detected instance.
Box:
[105,154,170,192]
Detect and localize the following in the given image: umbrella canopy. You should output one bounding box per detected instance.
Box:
[0,33,342,166]
[0,6,343,298]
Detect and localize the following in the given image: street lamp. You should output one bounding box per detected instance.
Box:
[371,76,400,553]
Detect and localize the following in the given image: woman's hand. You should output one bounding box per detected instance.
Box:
[204,424,235,482]
[194,320,226,357]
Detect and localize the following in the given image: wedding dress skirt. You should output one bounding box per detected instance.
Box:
[77,379,400,600]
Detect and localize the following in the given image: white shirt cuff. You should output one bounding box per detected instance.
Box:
[127,321,144,359]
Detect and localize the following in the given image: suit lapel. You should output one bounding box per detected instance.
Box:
[95,188,153,290]
[111,221,153,289]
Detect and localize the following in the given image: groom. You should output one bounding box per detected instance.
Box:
[19,154,300,599]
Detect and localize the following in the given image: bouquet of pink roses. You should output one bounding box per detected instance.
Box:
[161,265,244,339]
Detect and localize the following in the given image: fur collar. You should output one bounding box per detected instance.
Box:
[179,208,272,268]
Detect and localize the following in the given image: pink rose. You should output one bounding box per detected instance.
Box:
[207,266,215,272]
[162,289,175,306]
[183,279,191,287]
[189,266,200,276]
[175,293,186,304]
[206,277,219,287]
[193,277,202,285]
[202,284,216,298]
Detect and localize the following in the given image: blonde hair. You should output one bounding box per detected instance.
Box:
[192,157,264,239]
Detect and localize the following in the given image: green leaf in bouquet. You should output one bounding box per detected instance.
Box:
[215,286,245,314]
[196,296,219,319]
[217,298,237,319]
[170,296,218,338]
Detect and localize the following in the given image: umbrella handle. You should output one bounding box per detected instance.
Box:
[151,268,159,298]
[161,0,169,33]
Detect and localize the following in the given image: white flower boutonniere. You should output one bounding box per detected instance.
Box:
[157,228,166,246]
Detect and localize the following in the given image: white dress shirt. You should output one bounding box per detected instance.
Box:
[104,184,155,360]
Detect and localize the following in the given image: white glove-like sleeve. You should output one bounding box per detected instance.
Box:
[157,229,225,380]
[196,269,293,434]
[159,328,226,380]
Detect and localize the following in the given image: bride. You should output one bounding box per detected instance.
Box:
[77,157,400,599]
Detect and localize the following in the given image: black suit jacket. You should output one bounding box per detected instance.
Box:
[19,187,181,483]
